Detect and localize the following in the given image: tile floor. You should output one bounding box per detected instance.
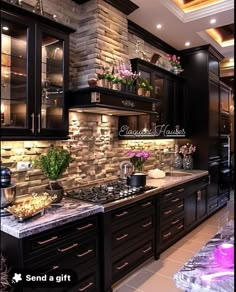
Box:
[113,191,234,292]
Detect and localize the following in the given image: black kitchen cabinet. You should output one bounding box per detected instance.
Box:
[0,1,75,140]
[118,58,187,139]
[0,215,101,292]
[101,197,155,292]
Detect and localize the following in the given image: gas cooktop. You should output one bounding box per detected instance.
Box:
[65,181,156,204]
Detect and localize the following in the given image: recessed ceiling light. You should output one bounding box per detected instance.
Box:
[156,24,162,29]
[210,19,216,24]
[2,26,9,31]
[185,41,190,46]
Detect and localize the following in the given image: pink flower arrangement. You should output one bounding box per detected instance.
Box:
[127,150,151,171]
[166,54,183,70]
[118,63,140,86]
[179,143,196,156]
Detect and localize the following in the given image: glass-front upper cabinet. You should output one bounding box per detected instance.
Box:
[1,12,35,136]
[1,1,74,140]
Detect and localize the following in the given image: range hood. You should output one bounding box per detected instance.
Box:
[69,87,159,116]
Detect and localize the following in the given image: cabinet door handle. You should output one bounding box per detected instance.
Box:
[142,246,152,253]
[177,204,183,208]
[163,232,172,238]
[171,219,180,225]
[37,236,58,245]
[197,190,201,201]
[171,198,180,202]
[78,282,93,291]
[77,223,93,231]
[31,113,35,133]
[164,192,173,198]
[116,233,128,241]
[141,202,152,207]
[57,243,78,253]
[142,221,152,228]
[177,224,184,230]
[115,211,128,217]
[116,262,129,270]
[164,210,172,215]
[37,113,41,133]
[177,188,184,192]
[77,249,93,258]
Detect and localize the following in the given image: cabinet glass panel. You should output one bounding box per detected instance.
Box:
[41,33,64,129]
[154,75,164,100]
[1,20,27,128]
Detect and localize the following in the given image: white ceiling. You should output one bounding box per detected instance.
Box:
[128,0,234,61]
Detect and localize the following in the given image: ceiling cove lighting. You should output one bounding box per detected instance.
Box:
[156,24,162,29]
[206,28,234,47]
[185,41,190,46]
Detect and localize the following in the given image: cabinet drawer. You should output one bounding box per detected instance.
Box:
[112,215,154,250]
[160,219,184,243]
[24,217,97,255]
[112,240,153,283]
[160,199,184,220]
[160,186,185,203]
[111,198,154,227]
[68,273,98,292]
[208,198,219,214]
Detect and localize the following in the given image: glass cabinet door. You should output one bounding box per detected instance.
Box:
[36,27,68,137]
[1,14,34,135]
[154,74,164,100]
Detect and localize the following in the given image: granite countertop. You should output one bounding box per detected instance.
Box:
[0,198,103,239]
[1,169,208,238]
[174,220,234,292]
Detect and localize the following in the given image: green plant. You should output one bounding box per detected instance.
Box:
[35,145,73,181]
[138,79,153,90]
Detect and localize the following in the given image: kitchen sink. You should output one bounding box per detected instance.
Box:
[166,171,193,177]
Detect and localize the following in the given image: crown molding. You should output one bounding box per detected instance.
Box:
[72,0,139,15]
[162,0,234,22]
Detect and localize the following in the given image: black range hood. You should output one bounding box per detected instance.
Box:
[69,87,159,116]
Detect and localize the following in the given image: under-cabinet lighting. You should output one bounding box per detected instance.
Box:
[2,26,9,31]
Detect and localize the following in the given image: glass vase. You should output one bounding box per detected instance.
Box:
[174,154,183,169]
[133,165,143,173]
[183,155,193,170]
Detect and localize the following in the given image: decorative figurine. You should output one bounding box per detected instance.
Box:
[33,0,44,15]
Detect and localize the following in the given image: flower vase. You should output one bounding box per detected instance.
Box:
[174,154,183,169]
[183,155,193,170]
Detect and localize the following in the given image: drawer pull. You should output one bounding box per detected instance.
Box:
[177,224,184,230]
[171,198,180,203]
[171,219,180,225]
[177,188,184,192]
[44,265,59,275]
[163,232,172,238]
[116,262,129,270]
[177,204,183,208]
[115,211,128,217]
[77,223,93,231]
[57,243,78,253]
[142,246,152,253]
[164,210,172,215]
[78,282,94,291]
[142,222,152,228]
[141,202,152,207]
[37,236,58,245]
[164,192,173,198]
[77,249,93,257]
[116,233,128,241]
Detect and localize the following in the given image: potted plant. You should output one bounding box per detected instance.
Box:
[35,145,73,203]
[137,78,153,96]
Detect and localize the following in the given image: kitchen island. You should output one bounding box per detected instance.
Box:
[174,220,234,292]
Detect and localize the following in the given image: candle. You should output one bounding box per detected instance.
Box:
[214,243,234,268]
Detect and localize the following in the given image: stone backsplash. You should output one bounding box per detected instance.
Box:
[1,112,175,196]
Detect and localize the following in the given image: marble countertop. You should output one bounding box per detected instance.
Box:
[1,170,208,238]
[174,221,234,292]
[0,198,103,239]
